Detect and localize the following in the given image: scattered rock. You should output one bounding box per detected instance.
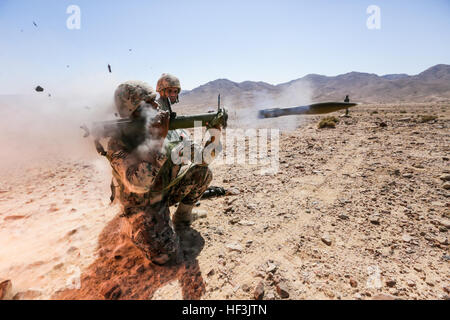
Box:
[254,281,264,300]
[443,182,450,190]
[338,214,349,220]
[266,262,277,273]
[321,236,332,246]
[276,282,290,299]
[0,280,13,300]
[226,188,240,196]
[100,282,122,300]
[386,279,397,288]
[402,234,412,242]
[402,173,413,178]
[241,284,250,292]
[407,280,416,288]
[437,236,448,245]
[350,278,358,288]
[224,205,235,214]
[266,292,275,300]
[238,220,255,226]
[229,217,239,224]
[439,174,450,182]
[369,215,381,225]
[226,243,243,253]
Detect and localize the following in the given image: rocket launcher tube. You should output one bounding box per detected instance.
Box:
[87,107,228,140]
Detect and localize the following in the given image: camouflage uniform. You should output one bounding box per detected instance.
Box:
[107,136,212,264]
[107,82,212,264]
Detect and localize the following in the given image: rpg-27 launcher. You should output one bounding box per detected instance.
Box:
[81,96,228,156]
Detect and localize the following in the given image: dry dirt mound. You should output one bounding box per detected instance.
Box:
[54,216,206,300]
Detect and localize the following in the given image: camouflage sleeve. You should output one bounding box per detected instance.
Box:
[106,139,167,194]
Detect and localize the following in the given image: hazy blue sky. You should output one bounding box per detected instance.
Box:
[0,0,449,94]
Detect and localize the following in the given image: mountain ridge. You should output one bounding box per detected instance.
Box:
[178,64,450,110]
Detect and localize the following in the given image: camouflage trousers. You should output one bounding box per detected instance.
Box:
[120,165,212,264]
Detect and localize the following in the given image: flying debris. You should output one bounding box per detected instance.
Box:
[33,21,37,27]
[35,86,44,92]
[108,64,112,73]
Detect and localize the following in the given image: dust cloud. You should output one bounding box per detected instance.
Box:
[226,80,313,132]
[0,75,121,173]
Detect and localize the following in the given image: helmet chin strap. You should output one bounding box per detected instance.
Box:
[166,93,173,114]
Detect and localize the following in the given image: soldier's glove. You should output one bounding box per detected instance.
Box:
[148,109,170,140]
[206,108,227,130]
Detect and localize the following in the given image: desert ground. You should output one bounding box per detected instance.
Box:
[0,102,449,300]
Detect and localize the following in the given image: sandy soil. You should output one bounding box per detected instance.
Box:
[1,103,449,300]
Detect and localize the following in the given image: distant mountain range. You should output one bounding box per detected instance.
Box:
[178,64,450,111]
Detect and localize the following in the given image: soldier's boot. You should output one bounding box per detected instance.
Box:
[172,202,194,229]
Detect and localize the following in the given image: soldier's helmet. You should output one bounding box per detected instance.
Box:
[114,81,157,118]
[156,73,181,93]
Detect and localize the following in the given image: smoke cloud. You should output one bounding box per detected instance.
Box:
[225,80,313,132]
[0,74,121,172]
